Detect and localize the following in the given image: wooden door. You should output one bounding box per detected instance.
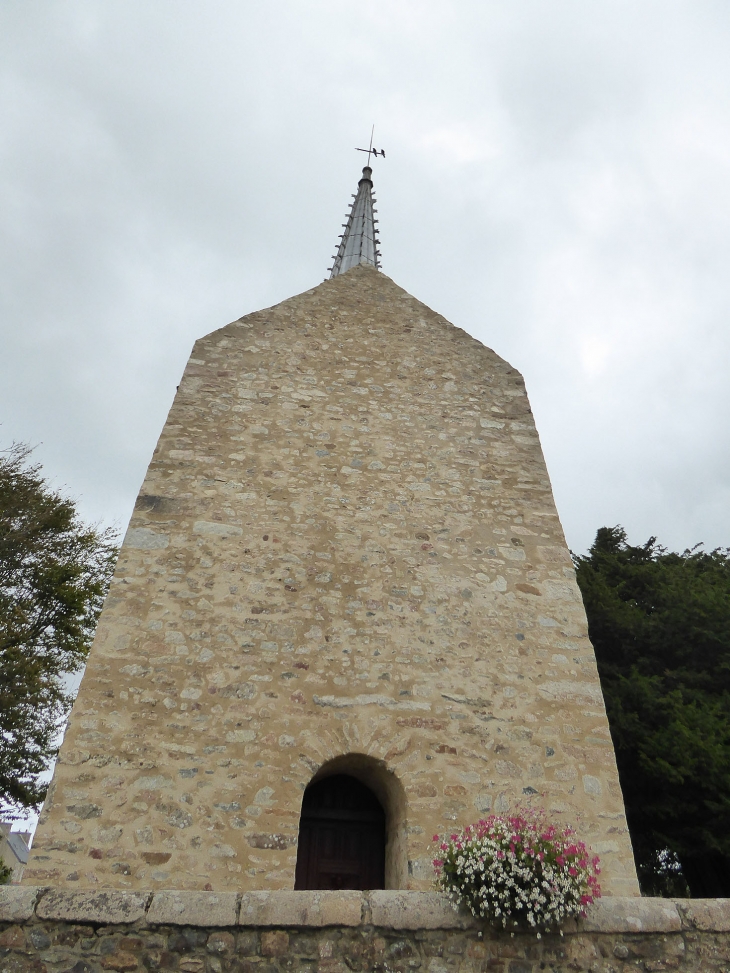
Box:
[294,774,386,890]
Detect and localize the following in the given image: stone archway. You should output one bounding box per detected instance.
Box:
[294,753,409,890]
[294,774,385,890]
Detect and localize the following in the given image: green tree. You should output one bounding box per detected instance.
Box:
[574,526,730,897]
[0,444,118,817]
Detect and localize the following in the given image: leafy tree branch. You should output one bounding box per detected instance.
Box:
[0,443,118,816]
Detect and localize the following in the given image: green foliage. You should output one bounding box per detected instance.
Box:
[0,858,12,885]
[575,526,730,896]
[0,444,118,817]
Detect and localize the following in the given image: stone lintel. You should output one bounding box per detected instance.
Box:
[4,888,730,933]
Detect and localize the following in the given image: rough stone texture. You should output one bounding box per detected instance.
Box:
[581,896,683,933]
[1,889,730,973]
[0,886,40,922]
[36,889,147,924]
[677,899,730,932]
[146,890,238,926]
[24,264,638,894]
[370,890,479,930]
[239,890,362,926]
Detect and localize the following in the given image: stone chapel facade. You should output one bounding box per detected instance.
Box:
[23,170,640,897]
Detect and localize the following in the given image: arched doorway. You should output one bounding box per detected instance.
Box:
[294,774,386,890]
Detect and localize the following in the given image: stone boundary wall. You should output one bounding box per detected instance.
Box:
[1,889,729,972]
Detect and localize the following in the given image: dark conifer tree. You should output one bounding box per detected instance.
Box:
[575,526,730,897]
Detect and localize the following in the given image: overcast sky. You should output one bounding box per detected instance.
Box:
[2,0,730,559]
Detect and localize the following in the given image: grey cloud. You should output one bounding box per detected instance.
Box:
[1,0,729,556]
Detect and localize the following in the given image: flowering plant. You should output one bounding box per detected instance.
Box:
[432,811,601,934]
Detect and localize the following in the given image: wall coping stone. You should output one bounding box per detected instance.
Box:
[370,891,479,930]
[240,890,363,927]
[677,899,730,932]
[0,886,41,923]
[4,888,730,934]
[580,896,682,933]
[147,890,238,926]
[35,888,148,924]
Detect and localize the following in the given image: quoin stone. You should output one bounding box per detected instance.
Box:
[24,164,639,896]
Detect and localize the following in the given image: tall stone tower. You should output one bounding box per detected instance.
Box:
[24,165,639,896]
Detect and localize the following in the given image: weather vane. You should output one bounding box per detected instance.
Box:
[355,125,385,166]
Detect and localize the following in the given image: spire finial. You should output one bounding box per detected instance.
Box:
[355,124,386,167]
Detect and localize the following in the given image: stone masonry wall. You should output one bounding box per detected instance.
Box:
[2,888,730,973]
[25,264,637,894]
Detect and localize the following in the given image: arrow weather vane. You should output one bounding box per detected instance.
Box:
[355,125,385,166]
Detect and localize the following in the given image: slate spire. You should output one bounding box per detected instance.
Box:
[328,166,381,277]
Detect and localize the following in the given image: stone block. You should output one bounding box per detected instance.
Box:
[101,952,140,971]
[580,896,681,933]
[677,898,730,931]
[146,890,238,927]
[207,930,235,953]
[262,929,290,955]
[0,924,26,948]
[239,890,362,927]
[0,885,40,922]
[36,889,147,924]
[369,891,478,930]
